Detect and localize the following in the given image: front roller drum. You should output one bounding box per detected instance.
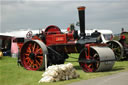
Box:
[79,46,115,72]
[20,40,48,71]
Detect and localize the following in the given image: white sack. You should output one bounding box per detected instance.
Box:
[39,63,80,83]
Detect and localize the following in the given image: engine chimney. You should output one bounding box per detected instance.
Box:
[77,6,86,39]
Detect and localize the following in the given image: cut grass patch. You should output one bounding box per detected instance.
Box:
[0,54,128,85]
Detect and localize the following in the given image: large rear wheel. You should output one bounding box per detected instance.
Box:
[20,40,48,71]
[107,40,124,60]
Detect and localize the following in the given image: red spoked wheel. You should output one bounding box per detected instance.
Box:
[79,48,100,72]
[20,40,48,71]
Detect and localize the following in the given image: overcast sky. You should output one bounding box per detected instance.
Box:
[0,0,128,34]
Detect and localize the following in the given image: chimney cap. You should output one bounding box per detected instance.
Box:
[78,6,86,11]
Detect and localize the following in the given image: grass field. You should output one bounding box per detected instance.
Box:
[0,54,128,85]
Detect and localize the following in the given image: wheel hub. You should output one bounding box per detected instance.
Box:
[29,53,35,60]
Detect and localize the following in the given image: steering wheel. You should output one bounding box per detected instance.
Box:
[26,31,33,39]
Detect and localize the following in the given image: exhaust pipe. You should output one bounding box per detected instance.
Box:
[77,6,86,39]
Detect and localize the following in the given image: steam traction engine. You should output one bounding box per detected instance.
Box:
[19,6,115,72]
[107,31,128,60]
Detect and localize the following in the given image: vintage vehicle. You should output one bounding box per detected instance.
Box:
[107,31,128,60]
[18,6,116,72]
[120,32,128,59]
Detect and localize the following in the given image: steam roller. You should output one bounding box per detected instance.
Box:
[79,45,115,72]
[18,6,116,72]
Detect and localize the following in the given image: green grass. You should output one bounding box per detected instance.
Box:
[0,55,128,85]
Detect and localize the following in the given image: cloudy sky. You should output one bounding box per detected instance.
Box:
[0,0,128,34]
